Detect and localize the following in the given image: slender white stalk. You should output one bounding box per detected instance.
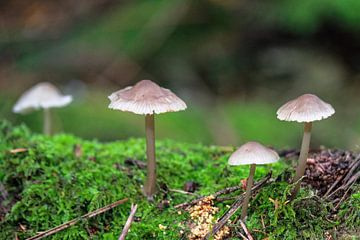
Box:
[143,114,156,198]
[43,108,51,135]
[292,122,312,198]
[241,163,256,220]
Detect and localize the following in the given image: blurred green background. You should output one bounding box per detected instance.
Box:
[1,0,360,150]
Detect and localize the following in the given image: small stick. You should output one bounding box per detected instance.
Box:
[260,215,265,230]
[323,175,346,198]
[202,176,271,240]
[324,155,360,198]
[175,173,271,209]
[26,198,128,240]
[215,196,238,202]
[239,220,254,240]
[342,156,360,183]
[237,231,248,240]
[334,183,354,210]
[169,189,200,196]
[118,204,138,240]
[326,158,360,199]
[343,171,360,189]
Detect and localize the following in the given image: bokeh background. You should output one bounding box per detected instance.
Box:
[1,0,360,150]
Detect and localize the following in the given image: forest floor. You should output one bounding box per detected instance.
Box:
[0,121,359,240]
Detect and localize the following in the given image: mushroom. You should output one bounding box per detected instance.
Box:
[277,94,335,198]
[108,80,187,199]
[228,141,279,220]
[13,82,73,135]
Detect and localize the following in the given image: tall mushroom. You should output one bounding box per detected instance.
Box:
[108,80,187,199]
[13,82,73,135]
[228,141,279,220]
[277,94,335,198]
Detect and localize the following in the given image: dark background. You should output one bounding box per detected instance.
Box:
[1,0,360,150]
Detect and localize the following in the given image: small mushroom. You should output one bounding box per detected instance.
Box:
[277,94,335,198]
[228,141,279,220]
[13,82,73,135]
[108,80,187,199]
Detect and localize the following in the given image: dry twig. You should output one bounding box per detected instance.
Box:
[175,172,271,209]
[202,175,271,240]
[118,204,138,240]
[169,188,200,196]
[239,220,254,240]
[26,198,128,240]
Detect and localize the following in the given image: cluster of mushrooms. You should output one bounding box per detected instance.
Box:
[13,80,335,220]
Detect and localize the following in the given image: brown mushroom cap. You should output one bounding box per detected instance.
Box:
[13,82,73,114]
[228,141,280,165]
[277,94,335,123]
[108,80,187,115]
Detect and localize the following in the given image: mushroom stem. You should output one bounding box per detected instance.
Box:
[43,108,51,135]
[241,163,256,221]
[144,114,157,198]
[291,122,312,198]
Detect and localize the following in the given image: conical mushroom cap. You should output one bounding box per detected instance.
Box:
[108,80,187,115]
[13,82,73,114]
[277,94,335,123]
[228,142,280,165]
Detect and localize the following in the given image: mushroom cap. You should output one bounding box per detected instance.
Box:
[13,82,73,114]
[108,80,187,115]
[228,141,280,165]
[277,94,335,123]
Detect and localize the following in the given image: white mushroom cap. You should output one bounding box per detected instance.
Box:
[277,94,335,123]
[13,82,73,114]
[108,80,187,115]
[228,142,280,165]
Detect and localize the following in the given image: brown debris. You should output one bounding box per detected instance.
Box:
[187,196,230,240]
[184,181,199,193]
[303,150,359,197]
[124,158,147,169]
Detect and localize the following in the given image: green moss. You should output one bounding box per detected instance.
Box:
[0,121,358,239]
[246,182,335,239]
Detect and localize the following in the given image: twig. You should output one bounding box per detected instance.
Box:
[239,220,254,240]
[202,175,271,240]
[324,155,360,198]
[118,204,138,240]
[237,231,248,240]
[343,171,360,189]
[323,175,345,198]
[334,182,355,210]
[342,156,360,183]
[174,172,271,209]
[215,196,238,202]
[260,215,265,230]
[325,158,360,200]
[169,189,200,196]
[26,198,129,240]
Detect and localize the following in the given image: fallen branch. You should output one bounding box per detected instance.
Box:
[239,220,254,240]
[26,198,129,240]
[202,175,271,240]
[118,204,138,240]
[174,172,271,209]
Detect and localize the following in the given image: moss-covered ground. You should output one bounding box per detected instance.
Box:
[0,121,359,239]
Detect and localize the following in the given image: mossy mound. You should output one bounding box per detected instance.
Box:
[0,121,358,239]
